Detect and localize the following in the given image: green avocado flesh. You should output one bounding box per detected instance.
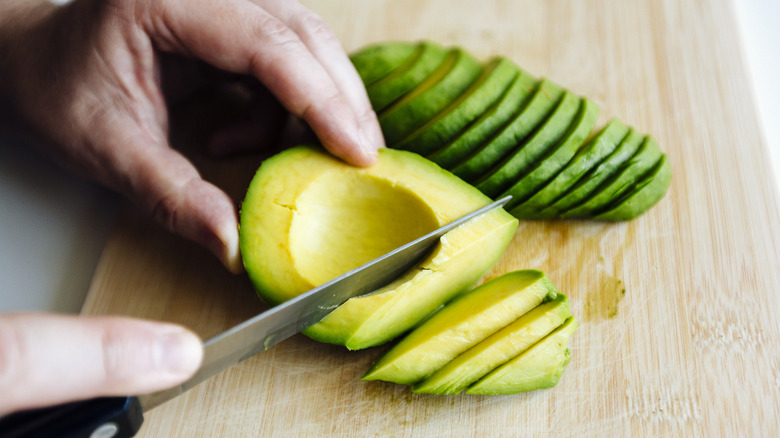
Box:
[239,146,517,350]
[352,40,671,220]
[362,270,556,385]
[466,316,577,395]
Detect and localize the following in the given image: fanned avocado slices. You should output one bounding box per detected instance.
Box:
[393,57,520,156]
[350,42,419,87]
[366,41,449,112]
[500,97,600,210]
[451,79,565,184]
[510,119,629,219]
[379,48,483,145]
[537,127,645,218]
[429,71,538,169]
[561,136,663,218]
[351,41,671,221]
[475,90,580,197]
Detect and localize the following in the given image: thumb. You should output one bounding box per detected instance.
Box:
[0,313,203,415]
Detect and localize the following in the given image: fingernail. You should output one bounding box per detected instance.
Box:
[358,126,382,162]
[154,330,203,376]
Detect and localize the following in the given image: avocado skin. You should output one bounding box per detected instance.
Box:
[430,71,538,169]
[595,154,672,220]
[501,97,600,211]
[350,42,419,87]
[510,119,629,219]
[394,57,520,156]
[453,79,565,184]
[351,41,671,220]
[379,49,483,146]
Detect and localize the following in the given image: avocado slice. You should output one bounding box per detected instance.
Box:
[537,127,645,218]
[428,70,538,169]
[367,41,449,112]
[393,57,520,156]
[561,136,663,218]
[451,79,565,184]
[466,316,578,395]
[500,97,600,210]
[350,42,419,87]
[509,119,629,219]
[475,90,581,197]
[362,270,556,384]
[413,294,571,395]
[240,146,518,349]
[595,153,672,220]
[379,48,483,145]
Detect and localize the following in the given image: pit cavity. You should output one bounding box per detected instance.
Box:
[289,171,440,286]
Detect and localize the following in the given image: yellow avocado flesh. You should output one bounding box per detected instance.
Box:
[413,294,571,395]
[466,316,578,395]
[362,270,556,385]
[239,145,518,349]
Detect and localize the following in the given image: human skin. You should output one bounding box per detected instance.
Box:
[0,0,383,415]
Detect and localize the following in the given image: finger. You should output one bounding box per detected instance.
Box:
[144,0,381,166]
[251,0,384,147]
[0,313,202,415]
[102,118,243,274]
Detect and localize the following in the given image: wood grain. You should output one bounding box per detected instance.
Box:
[82,0,780,436]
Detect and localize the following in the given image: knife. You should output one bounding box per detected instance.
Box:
[0,196,511,438]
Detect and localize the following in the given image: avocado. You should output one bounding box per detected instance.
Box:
[240,146,518,349]
[595,153,672,220]
[561,135,663,218]
[428,71,538,169]
[413,294,571,395]
[466,316,578,395]
[500,97,600,210]
[509,119,629,219]
[379,49,483,145]
[393,57,520,156]
[362,270,556,385]
[366,41,449,112]
[475,90,580,197]
[451,79,565,184]
[350,42,419,87]
[537,127,644,218]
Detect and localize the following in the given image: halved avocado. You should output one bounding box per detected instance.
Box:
[595,154,672,220]
[239,146,518,350]
[379,48,483,145]
[350,42,419,87]
[413,294,571,395]
[537,127,645,218]
[466,316,578,395]
[475,90,581,197]
[561,136,663,218]
[367,41,449,112]
[428,71,538,169]
[509,119,629,219]
[500,97,600,210]
[362,270,556,384]
[393,57,520,155]
[451,79,565,184]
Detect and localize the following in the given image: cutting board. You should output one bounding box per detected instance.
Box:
[82,0,780,436]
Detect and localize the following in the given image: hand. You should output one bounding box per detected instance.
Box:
[0,0,384,274]
[0,313,203,415]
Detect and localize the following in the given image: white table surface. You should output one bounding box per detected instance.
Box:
[1,0,778,314]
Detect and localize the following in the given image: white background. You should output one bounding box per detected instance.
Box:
[1,1,778,313]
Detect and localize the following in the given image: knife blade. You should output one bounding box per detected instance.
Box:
[0,195,511,438]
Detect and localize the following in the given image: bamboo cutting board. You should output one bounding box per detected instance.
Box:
[82,0,780,436]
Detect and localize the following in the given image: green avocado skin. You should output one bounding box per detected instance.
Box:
[394,57,520,156]
[510,118,627,219]
[379,49,483,146]
[350,41,671,221]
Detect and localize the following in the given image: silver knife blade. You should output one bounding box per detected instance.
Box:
[138,195,511,410]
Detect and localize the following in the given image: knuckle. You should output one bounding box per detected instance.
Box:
[99,326,132,385]
[257,15,301,48]
[0,320,22,390]
[296,13,338,44]
[151,192,180,234]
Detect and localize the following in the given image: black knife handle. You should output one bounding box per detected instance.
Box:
[0,396,143,438]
